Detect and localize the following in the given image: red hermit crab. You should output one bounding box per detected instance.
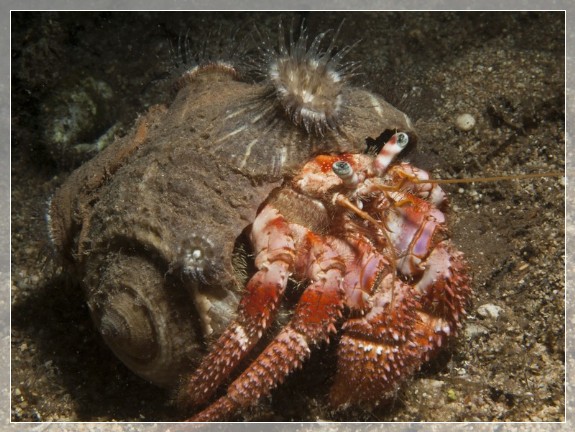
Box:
[182,132,471,421]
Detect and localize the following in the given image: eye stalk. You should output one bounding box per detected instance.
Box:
[374,132,410,175]
[332,160,358,187]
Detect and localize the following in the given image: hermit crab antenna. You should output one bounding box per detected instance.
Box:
[374,132,410,175]
[412,171,564,185]
[332,160,359,188]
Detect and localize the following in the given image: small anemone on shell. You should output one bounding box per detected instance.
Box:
[169,23,250,87]
[253,20,360,135]
[172,234,216,283]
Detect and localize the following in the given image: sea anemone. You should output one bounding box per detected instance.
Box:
[253,20,359,135]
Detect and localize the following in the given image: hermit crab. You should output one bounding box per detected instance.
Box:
[47,23,415,396]
[183,132,471,421]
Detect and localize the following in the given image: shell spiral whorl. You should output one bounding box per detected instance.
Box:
[86,252,202,387]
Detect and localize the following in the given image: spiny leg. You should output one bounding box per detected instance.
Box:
[326,232,420,408]
[412,240,471,356]
[384,192,470,352]
[179,205,295,407]
[330,275,422,408]
[188,231,346,421]
[381,177,471,360]
[330,240,470,408]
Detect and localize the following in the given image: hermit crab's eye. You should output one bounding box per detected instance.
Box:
[332,160,353,177]
[395,132,409,148]
[332,160,358,187]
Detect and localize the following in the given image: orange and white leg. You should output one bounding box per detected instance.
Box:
[328,232,421,408]
[412,240,471,357]
[329,274,422,408]
[329,241,470,408]
[179,205,295,407]
[188,231,346,421]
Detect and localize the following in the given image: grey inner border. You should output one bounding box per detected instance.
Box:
[2,1,572,432]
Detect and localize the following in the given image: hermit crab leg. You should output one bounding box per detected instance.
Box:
[188,229,346,422]
[412,240,471,354]
[329,275,422,408]
[328,226,430,408]
[179,205,295,407]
